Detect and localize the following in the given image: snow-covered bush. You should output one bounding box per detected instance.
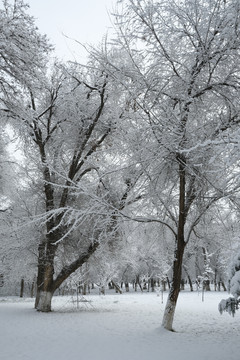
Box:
[218,298,240,317]
[218,251,240,316]
[228,252,240,298]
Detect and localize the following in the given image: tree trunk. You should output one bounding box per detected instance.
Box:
[188,276,193,292]
[204,279,211,291]
[166,277,171,289]
[183,265,193,291]
[30,281,35,298]
[35,241,56,312]
[221,280,227,291]
[35,240,99,312]
[20,278,24,298]
[180,279,185,290]
[151,278,155,292]
[36,290,53,312]
[214,269,217,291]
[162,155,186,331]
[161,280,166,291]
[83,282,87,296]
[112,280,122,294]
[162,239,185,331]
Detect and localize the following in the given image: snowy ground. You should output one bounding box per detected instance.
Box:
[1,290,240,360]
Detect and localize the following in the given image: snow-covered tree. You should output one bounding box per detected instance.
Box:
[0,0,52,299]
[1,54,133,311]
[0,0,51,92]
[94,0,240,330]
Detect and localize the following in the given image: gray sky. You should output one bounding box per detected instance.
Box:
[26,0,116,62]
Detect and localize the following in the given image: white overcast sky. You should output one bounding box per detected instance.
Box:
[26,0,116,63]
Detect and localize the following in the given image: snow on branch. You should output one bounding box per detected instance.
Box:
[218,298,240,317]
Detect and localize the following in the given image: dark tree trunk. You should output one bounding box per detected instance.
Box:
[20,278,24,298]
[180,279,185,290]
[83,282,87,296]
[151,278,155,292]
[221,280,227,291]
[203,280,211,291]
[30,281,35,298]
[112,280,122,294]
[162,155,187,331]
[183,266,193,292]
[188,276,193,292]
[161,280,166,291]
[166,277,171,289]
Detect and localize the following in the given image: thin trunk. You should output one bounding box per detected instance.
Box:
[214,269,217,291]
[161,280,166,291]
[221,280,227,291]
[188,276,193,292]
[20,278,24,298]
[30,281,35,298]
[183,265,193,292]
[180,279,185,290]
[112,280,122,294]
[166,277,171,289]
[151,278,155,292]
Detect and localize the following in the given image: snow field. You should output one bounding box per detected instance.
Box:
[0,291,239,360]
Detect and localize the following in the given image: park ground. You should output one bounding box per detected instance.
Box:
[0,290,240,360]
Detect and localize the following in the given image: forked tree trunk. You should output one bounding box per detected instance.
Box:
[35,240,99,312]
